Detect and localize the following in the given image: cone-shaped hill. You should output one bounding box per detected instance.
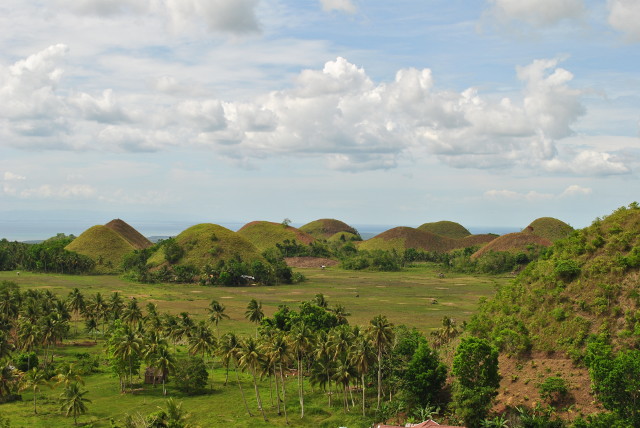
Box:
[471,232,552,259]
[299,218,361,240]
[417,220,471,239]
[525,217,574,242]
[358,226,497,253]
[105,218,153,249]
[147,223,263,270]
[469,203,640,354]
[65,224,141,273]
[237,221,315,252]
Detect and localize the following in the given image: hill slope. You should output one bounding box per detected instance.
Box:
[469,203,640,355]
[359,226,497,253]
[471,232,552,259]
[525,217,574,242]
[65,225,135,273]
[147,223,264,270]
[299,219,361,240]
[417,220,471,238]
[237,221,315,252]
[105,218,153,249]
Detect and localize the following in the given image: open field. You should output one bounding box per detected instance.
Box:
[0,264,508,427]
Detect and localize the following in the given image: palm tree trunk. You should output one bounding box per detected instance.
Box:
[279,364,289,425]
[377,348,382,410]
[298,357,304,418]
[251,370,267,421]
[362,373,366,416]
[273,363,281,415]
[234,362,252,417]
[162,378,167,396]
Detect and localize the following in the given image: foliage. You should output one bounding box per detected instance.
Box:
[403,342,447,407]
[537,376,569,405]
[173,356,208,395]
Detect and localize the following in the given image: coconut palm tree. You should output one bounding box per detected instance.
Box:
[108,292,125,321]
[351,333,375,416]
[245,299,264,338]
[122,298,143,326]
[219,332,252,417]
[59,382,91,425]
[19,367,51,414]
[66,288,85,335]
[187,321,215,361]
[368,314,394,410]
[152,345,175,396]
[288,322,314,418]
[112,325,143,392]
[207,299,230,339]
[265,332,291,423]
[333,355,356,412]
[238,337,267,421]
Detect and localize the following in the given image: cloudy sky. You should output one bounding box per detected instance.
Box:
[1,0,639,239]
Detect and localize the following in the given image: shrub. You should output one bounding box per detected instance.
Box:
[538,376,569,405]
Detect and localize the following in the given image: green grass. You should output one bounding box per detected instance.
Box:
[0,265,506,427]
[299,219,360,240]
[526,217,574,242]
[65,225,135,274]
[237,221,315,251]
[417,221,471,239]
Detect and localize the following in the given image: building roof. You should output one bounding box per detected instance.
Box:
[376,420,465,428]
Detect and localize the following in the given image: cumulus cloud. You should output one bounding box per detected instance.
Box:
[164,0,261,35]
[20,184,96,199]
[607,0,640,42]
[485,184,592,201]
[488,0,585,27]
[3,172,26,181]
[320,0,357,14]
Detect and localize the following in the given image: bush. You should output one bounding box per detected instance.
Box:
[538,376,569,405]
[173,356,208,395]
[554,259,581,281]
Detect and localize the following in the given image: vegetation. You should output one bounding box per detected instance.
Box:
[237,221,315,252]
[417,220,471,239]
[299,218,361,240]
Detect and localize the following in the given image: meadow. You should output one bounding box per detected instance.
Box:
[0,264,507,427]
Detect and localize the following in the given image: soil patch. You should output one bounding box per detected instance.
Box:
[284,257,338,268]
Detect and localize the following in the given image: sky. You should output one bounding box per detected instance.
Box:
[0,0,639,240]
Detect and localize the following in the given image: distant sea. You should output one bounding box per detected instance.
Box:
[0,217,520,243]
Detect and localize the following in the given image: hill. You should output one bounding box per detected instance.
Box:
[299,219,361,240]
[417,220,471,238]
[525,217,574,242]
[469,202,640,355]
[471,232,552,259]
[105,218,153,249]
[237,221,315,252]
[65,225,136,273]
[359,226,497,253]
[147,223,264,270]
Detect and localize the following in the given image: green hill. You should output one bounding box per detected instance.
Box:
[237,221,315,252]
[359,226,497,253]
[471,232,552,259]
[469,203,640,355]
[65,225,136,274]
[417,220,471,238]
[147,223,263,270]
[105,218,153,249]
[299,219,361,240]
[525,217,574,242]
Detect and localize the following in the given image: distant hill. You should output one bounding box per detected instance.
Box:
[65,224,137,273]
[104,219,152,249]
[471,232,552,259]
[525,217,574,242]
[417,220,471,239]
[237,221,315,252]
[469,203,640,354]
[299,219,361,240]
[359,226,497,253]
[147,223,263,270]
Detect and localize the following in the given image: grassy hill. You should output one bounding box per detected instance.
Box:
[359,226,497,253]
[104,218,153,249]
[299,218,361,240]
[417,220,471,238]
[469,203,640,356]
[471,232,552,259]
[525,216,574,242]
[65,225,136,274]
[147,223,264,270]
[237,221,315,251]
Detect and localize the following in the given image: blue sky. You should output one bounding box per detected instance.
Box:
[0,0,639,240]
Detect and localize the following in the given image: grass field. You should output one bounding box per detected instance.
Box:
[0,264,508,427]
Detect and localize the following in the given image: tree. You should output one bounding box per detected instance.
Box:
[151,346,175,396]
[66,288,85,335]
[404,342,447,408]
[19,367,51,414]
[288,322,314,418]
[219,332,253,417]
[238,337,267,421]
[245,299,264,337]
[368,314,394,410]
[351,334,375,415]
[109,323,143,392]
[451,337,501,428]
[59,382,91,425]
[187,321,215,361]
[173,356,208,395]
[207,299,229,339]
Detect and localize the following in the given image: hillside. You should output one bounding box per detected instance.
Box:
[105,218,153,249]
[359,226,497,253]
[525,217,574,242]
[417,220,471,238]
[471,232,552,259]
[299,218,361,240]
[469,203,640,355]
[237,221,315,251]
[65,225,136,273]
[147,223,264,270]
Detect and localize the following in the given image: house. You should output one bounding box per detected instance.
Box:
[144,367,166,385]
[376,420,465,428]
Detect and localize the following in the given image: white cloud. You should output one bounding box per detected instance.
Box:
[71,89,130,123]
[164,0,261,35]
[19,184,96,199]
[488,0,585,27]
[485,184,592,201]
[320,0,357,14]
[544,150,630,175]
[608,0,640,42]
[3,172,26,181]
